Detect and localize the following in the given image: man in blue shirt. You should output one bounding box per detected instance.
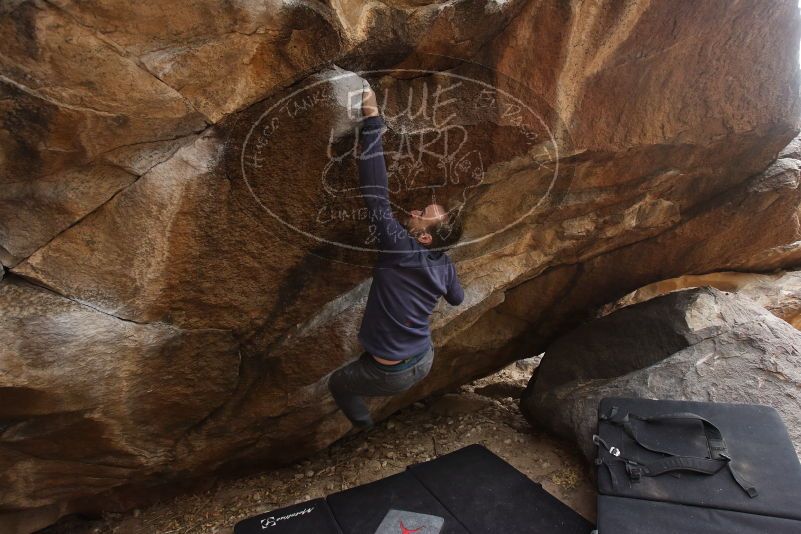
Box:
[328,84,465,432]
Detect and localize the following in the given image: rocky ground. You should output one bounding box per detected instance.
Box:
[42,359,596,534]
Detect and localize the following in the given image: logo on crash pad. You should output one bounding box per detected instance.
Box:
[374,509,444,534]
[259,505,314,528]
[400,519,422,533]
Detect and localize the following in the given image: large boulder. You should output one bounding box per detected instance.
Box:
[2,0,801,529]
[521,287,801,461]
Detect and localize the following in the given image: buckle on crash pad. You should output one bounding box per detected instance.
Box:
[625,462,643,481]
[592,434,621,457]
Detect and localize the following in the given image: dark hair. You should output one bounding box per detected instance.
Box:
[428,210,463,250]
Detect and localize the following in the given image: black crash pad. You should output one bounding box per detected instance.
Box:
[234,444,592,534]
[598,495,801,534]
[327,471,467,533]
[409,443,591,533]
[595,398,801,534]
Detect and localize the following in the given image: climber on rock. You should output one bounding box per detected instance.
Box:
[328,81,465,433]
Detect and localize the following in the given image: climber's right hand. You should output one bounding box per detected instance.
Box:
[362,86,379,118]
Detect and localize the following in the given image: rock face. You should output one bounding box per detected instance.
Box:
[520,287,801,461]
[0,278,240,506]
[2,0,801,529]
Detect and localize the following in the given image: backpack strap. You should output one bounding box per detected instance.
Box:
[602,409,727,459]
[596,406,758,498]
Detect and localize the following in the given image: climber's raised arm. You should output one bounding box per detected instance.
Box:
[357,87,408,251]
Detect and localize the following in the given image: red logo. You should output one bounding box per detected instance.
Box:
[399,520,422,534]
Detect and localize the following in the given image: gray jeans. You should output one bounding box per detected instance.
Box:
[328,344,435,427]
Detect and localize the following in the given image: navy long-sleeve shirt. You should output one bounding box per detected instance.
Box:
[356,115,464,360]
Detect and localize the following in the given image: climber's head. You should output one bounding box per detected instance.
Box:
[403,203,463,250]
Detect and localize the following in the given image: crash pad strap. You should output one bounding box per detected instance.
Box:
[596,406,758,498]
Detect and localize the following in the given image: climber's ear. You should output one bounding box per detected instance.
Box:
[417,232,433,246]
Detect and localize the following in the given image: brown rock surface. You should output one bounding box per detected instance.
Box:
[0,277,239,512]
[2,0,801,529]
[0,2,209,179]
[0,163,136,265]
